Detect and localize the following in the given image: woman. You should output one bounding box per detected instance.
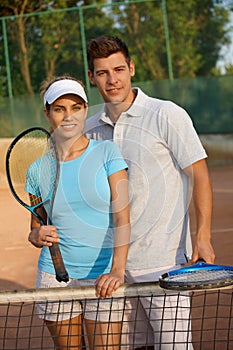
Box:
[28,75,130,349]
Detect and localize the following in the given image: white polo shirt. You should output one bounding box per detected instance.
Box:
[85,88,207,270]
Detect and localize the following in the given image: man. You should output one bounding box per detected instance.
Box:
[85,35,215,349]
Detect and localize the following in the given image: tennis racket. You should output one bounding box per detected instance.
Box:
[159,262,233,291]
[5,127,69,283]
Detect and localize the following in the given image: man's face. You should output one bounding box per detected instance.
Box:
[88,52,135,105]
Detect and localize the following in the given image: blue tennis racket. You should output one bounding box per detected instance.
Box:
[159,262,233,290]
[5,127,69,283]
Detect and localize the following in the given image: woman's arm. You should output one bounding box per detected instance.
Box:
[95,169,130,298]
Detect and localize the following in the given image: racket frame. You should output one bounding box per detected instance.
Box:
[6,126,69,283]
[159,262,233,291]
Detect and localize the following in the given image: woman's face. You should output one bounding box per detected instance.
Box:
[44,94,87,140]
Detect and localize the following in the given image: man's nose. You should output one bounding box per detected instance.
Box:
[107,72,118,84]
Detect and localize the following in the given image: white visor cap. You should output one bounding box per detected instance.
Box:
[44,79,88,106]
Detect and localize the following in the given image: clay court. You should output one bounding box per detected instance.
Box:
[0,160,232,349]
[0,165,232,291]
[0,165,233,290]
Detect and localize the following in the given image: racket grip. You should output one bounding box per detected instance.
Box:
[49,243,69,283]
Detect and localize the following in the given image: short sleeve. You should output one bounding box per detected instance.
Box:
[103,141,128,177]
[25,161,41,197]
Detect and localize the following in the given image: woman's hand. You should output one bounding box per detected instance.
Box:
[95,271,124,298]
[28,225,59,248]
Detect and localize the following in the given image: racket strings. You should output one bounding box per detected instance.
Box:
[166,270,233,283]
[8,130,57,207]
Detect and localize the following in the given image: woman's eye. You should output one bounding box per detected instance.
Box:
[54,107,62,112]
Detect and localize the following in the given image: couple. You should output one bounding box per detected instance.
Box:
[28,35,215,349]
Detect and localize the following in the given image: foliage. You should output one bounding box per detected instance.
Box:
[113,0,231,80]
[112,1,168,81]
[225,63,233,73]
[0,0,232,97]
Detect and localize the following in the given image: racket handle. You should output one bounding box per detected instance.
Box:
[49,243,69,283]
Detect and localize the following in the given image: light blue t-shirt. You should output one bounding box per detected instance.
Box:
[26,139,128,279]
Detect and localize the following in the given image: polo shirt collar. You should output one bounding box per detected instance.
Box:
[126,88,146,117]
[98,87,145,125]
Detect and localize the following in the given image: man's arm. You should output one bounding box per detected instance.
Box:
[185,159,215,264]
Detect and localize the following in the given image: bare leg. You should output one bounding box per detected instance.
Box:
[45,315,83,349]
[85,319,122,350]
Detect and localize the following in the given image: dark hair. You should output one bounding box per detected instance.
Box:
[87,35,131,73]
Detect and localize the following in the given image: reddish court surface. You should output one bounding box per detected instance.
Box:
[0,166,232,350]
[0,165,232,291]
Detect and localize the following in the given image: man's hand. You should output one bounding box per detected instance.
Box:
[191,236,215,264]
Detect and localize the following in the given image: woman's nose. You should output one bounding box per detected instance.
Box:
[63,110,72,120]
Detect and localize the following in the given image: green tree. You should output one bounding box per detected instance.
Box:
[0,0,46,95]
[112,0,231,80]
[225,63,233,74]
[193,0,231,76]
[0,0,116,96]
[111,1,167,81]
[0,0,231,97]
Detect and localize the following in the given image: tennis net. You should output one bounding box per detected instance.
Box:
[0,282,232,349]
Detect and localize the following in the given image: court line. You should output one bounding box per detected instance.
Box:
[213,188,233,193]
[191,228,233,234]
[212,228,233,233]
[5,246,27,251]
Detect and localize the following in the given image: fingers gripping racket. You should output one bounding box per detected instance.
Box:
[6,127,69,283]
[159,262,233,291]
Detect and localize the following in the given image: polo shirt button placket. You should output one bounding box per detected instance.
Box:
[113,124,120,140]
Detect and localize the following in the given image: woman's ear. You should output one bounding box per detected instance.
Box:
[43,108,50,122]
[84,105,88,119]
